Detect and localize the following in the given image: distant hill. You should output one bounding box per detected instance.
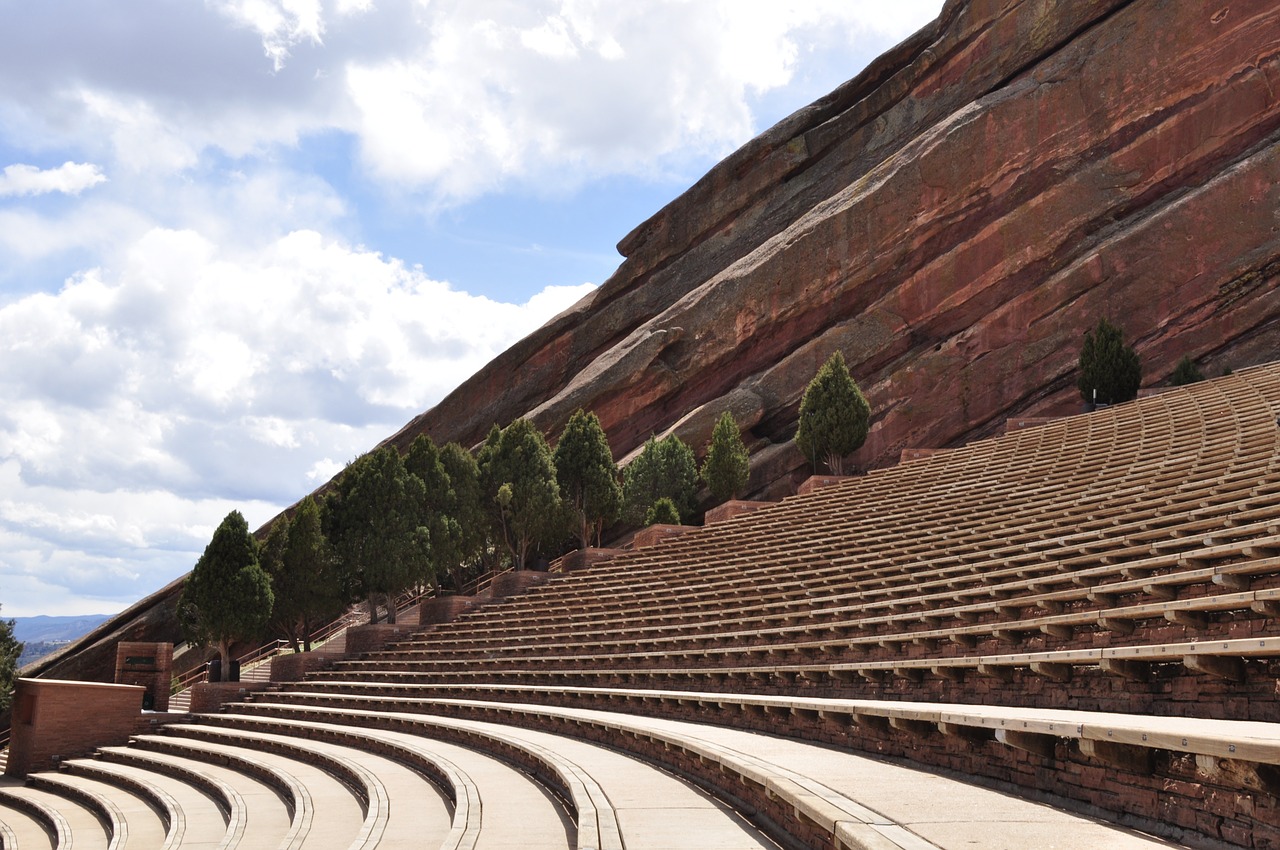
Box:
[12,614,112,668]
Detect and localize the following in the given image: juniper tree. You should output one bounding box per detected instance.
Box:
[439,441,487,587]
[406,434,465,592]
[0,605,21,713]
[795,351,870,475]
[1078,318,1142,405]
[1170,355,1205,387]
[262,499,348,650]
[325,447,429,624]
[622,434,698,525]
[701,411,750,503]
[179,510,274,675]
[554,409,622,549]
[483,419,562,570]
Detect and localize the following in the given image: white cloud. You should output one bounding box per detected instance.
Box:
[0,162,107,197]
[0,223,593,615]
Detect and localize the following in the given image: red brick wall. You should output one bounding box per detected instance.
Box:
[268,651,337,684]
[5,679,145,778]
[187,681,269,714]
[703,501,772,525]
[114,641,173,712]
[418,596,480,627]
[631,524,691,550]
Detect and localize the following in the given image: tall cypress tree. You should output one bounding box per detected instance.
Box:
[483,419,561,570]
[325,448,429,624]
[179,510,274,675]
[622,434,698,524]
[795,351,870,475]
[1078,318,1142,405]
[0,604,22,713]
[701,411,750,502]
[555,409,622,549]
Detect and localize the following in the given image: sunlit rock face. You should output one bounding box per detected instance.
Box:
[35,0,1280,680]
[379,0,1280,498]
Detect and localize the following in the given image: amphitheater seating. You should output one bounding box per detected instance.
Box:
[8,363,1280,848]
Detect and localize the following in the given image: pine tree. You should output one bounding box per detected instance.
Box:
[795,351,870,475]
[264,498,346,653]
[0,604,22,713]
[701,411,750,502]
[1170,355,1205,387]
[483,419,562,570]
[554,409,622,549]
[440,442,487,588]
[178,510,274,675]
[1078,318,1142,405]
[406,434,464,592]
[325,448,429,624]
[622,435,698,524]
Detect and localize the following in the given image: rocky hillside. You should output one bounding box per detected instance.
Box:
[30,0,1280,682]
[375,0,1280,500]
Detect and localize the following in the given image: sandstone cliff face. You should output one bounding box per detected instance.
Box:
[383,0,1280,497]
[35,0,1280,679]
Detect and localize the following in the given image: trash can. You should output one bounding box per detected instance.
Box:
[207,658,222,683]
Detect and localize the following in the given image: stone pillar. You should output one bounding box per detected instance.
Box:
[632,524,692,550]
[703,500,773,525]
[114,641,174,712]
[6,679,145,778]
[419,595,479,627]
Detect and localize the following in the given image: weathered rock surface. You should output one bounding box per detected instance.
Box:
[34,0,1280,680]
[380,0,1280,491]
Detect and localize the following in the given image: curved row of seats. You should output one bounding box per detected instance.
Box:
[7,364,1280,848]
[257,364,1280,846]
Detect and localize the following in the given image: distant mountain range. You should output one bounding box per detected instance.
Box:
[12,614,112,668]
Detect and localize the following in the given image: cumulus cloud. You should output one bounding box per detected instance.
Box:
[0,0,945,617]
[0,162,107,197]
[0,1,943,203]
[0,224,593,616]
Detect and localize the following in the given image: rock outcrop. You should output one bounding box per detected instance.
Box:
[380,0,1280,497]
[33,0,1280,680]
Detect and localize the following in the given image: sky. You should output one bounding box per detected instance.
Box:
[0,0,945,618]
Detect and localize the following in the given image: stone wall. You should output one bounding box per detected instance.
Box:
[5,679,144,778]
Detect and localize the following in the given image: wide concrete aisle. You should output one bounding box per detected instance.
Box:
[180,725,457,850]
[115,746,294,849]
[351,726,574,850]
[554,705,1184,850]
[455,718,775,850]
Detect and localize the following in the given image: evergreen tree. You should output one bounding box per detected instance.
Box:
[795,351,870,475]
[1170,355,1205,387]
[622,434,698,524]
[1078,317,1142,405]
[178,510,274,675]
[440,441,487,588]
[406,434,465,592]
[0,604,22,713]
[325,448,429,624]
[264,502,341,653]
[483,419,562,570]
[701,411,750,502]
[644,497,682,526]
[554,409,623,549]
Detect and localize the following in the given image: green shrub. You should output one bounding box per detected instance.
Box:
[644,497,681,526]
[795,351,870,474]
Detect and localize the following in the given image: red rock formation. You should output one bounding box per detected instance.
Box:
[378,0,1280,499]
[34,0,1280,679]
